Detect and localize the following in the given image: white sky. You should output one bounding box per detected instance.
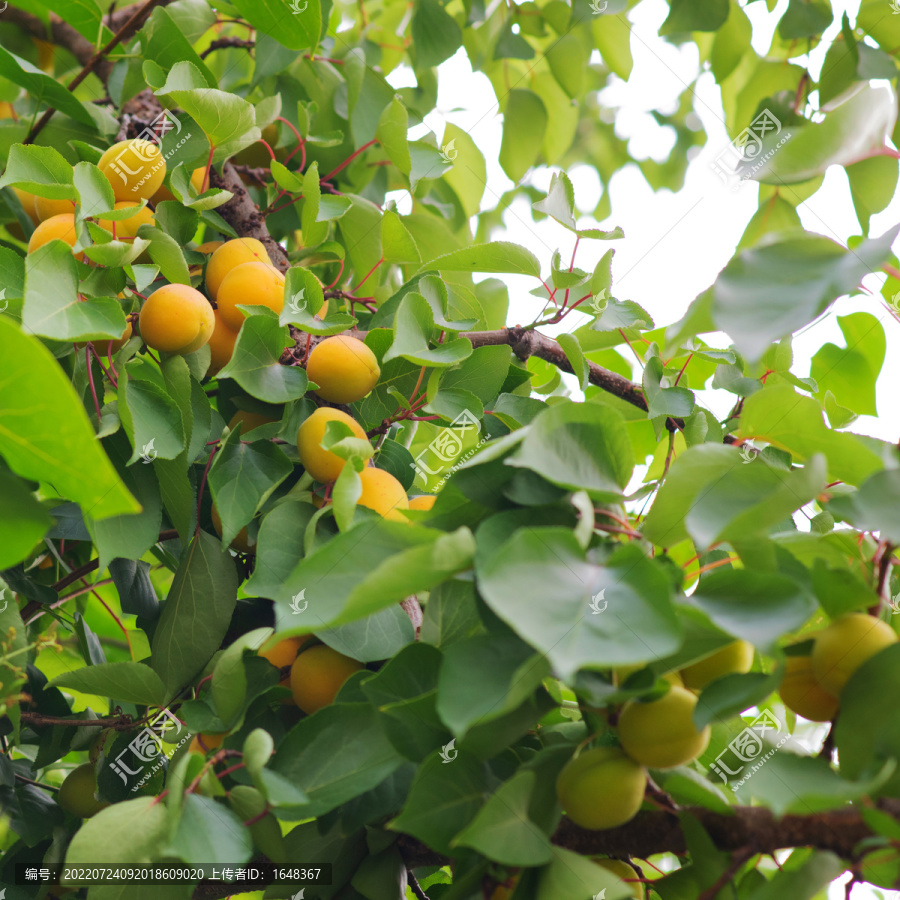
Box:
[389,1,900,896]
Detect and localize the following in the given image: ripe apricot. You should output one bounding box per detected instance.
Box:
[680,640,754,691]
[780,655,838,722]
[297,407,369,483]
[205,238,270,301]
[58,763,108,818]
[306,335,381,404]
[196,240,224,255]
[139,284,214,355]
[207,311,239,374]
[189,732,226,754]
[260,636,311,670]
[408,495,436,511]
[556,747,647,830]
[34,38,55,72]
[34,195,77,222]
[98,201,154,239]
[27,213,83,261]
[98,139,166,202]
[211,503,254,554]
[85,321,133,355]
[617,686,711,769]
[290,645,363,714]
[594,859,644,899]
[217,261,286,330]
[358,467,409,519]
[812,613,897,695]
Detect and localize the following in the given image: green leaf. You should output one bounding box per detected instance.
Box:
[388,751,494,856]
[136,225,191,286]
[227,0,320,51]
[411,0,463,67]
[546,34,589,99]
[271,704,404,817]
[499,90,547,182]
[779,0,833,40]
[73,160,116,220]
[643,356,695,419]
[829,469,900,544]
[0,143,75,199]
[24,242,127,341]
[537,846,632,900]
[0,471,53,569]
[382,210,420,264]
[150,531,239,700]
[376,97,411,176]
[383,293,473,367]
[119,358,186,464]
[641,444,827,550]
[441,123,487,218]
[169,795,253,866]
[48,662,167,707]
[208,428,292,547]
[417,241,541,277]
[0,317,137,520]
[532,172,576,230]
[477,535,682,681]
[166,85,259,165]
[217,313,309,402]
[453,770,552,864]
[711,227,899,361]
[244,499,315,598]
[661,0,729,34]
[810,313,884,416]
[738,385,883,486]
[0,47,95,127]
[506,402,633,501]
[65,798,171,865]
[270,522,475,632]
[847,155,899,234]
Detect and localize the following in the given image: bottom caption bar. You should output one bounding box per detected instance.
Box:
[16,863,333,885]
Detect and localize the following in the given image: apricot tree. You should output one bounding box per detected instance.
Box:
[2,1,900,899]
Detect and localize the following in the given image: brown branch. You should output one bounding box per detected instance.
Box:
[200,37,255,58]
[4,7,103,73]
[23,0,172,144]
[209,163,289,272]
[19,712,137,731]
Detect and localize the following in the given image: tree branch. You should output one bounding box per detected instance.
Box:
[4,7,104,73]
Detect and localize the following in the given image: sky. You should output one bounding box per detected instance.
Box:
[388,1,900,896]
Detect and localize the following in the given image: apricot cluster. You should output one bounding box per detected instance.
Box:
[780,613,896,722]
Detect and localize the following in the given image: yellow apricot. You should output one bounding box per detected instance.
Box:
[189,732,226,754]
[98,201,154,240]
[34,195,77,222]
[58,764,108,818]
[680,640,755,691]
[290,645,363,714]
[86,321,133,355]
[0,101,17,120]
[34,38,55,72]
[297,407,369,483]
[211,504,254,554]
[780,655,839,722]
[196,240,224,255]
[812,613,897,695]
[207,311,239,374]
[260,636,311,670]
[217,261,286,330]
[556,747,647,830]
[358,467,409,518]
[306,335,381,404]
[617,686,711,769]
[139,284,215,355]
[11,188,39,224]
[408,495,436,511]
[98,139,166,202]
[594,859,644,899]
[205,237,270,301]
[27,213,83,261]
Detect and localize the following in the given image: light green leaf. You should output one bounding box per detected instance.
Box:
[48,662,167,707]
[499,90,547,182]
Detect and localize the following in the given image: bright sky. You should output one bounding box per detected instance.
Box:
[389,1,900,896]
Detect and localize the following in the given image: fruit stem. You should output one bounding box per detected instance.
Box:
[321,138,379,184]
[85,345,103,421]
[195,446,219,536]
[201,145,215,193]
[352,255,384,293]
[92,589,135,660]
